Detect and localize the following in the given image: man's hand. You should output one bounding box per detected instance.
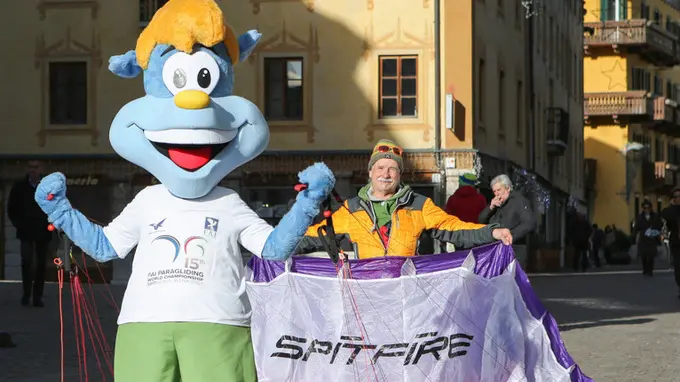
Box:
[490,196,503,210]
[492,228,513,245]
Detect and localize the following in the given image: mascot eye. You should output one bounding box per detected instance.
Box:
[173,69,188,88]
[162,51,221,96]
[197,68,211,89]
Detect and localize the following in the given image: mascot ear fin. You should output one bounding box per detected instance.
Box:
[238,30,261,62]
[109,50,142,78]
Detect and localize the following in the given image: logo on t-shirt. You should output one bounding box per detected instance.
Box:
[204,217,219,237]
[149,217,166,231]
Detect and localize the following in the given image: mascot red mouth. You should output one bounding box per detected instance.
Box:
[143,128,237,171]
[150,143,228,171]
[167,146,213,170]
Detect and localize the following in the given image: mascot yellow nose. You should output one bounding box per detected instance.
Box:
[174,90,210,110]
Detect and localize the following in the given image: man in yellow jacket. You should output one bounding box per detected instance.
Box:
[296,140,513,259]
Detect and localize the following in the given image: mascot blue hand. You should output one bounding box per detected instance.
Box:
[261,162,336,261]
[34,172,118,263]
[35,172,72,221]
[296,162,336,204]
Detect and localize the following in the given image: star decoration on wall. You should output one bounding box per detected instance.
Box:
[601,59,627,91]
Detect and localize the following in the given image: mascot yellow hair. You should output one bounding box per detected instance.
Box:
[135,0,240,69]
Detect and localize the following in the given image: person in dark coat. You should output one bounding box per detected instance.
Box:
[572,215,593,272]
[7,160,53,307]
[662,188,680,296]
[634,199,664,277]
[478,174,536,245]
[590,224,603,268]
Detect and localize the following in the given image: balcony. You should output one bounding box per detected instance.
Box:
[642,160,678,193]
[584,158,597,190]
[650,96,680,136]
[583,20,679,67]
[583,90,654,125]
[546,107,569,156]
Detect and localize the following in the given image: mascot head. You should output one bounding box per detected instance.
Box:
[107,0,268,199]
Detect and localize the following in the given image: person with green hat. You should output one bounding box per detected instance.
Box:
[295,140,513,259]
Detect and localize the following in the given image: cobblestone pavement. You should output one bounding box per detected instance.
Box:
[1,264,680,381]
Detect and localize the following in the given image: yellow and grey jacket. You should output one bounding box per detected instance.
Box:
[296,187,498,259]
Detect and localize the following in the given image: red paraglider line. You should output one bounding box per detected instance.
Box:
[46,193,117,381]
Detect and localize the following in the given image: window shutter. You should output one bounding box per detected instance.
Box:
[600,0,609,21]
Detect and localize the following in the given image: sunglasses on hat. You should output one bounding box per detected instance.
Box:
[375,145,403,156]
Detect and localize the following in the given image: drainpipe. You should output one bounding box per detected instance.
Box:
[525,1,537,271]
[434,0,443,205]
[526,6,536,171]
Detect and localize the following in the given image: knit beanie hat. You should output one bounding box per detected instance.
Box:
[368,139,404,172]
[459,173,478,187]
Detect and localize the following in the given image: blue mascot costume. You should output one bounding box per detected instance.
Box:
[34,0,335,380]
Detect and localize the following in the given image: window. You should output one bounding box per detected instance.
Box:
[601,0,627,21]
[640,2,649,18]
[667,80,673,97]
[498,70,505,133]
[549,17,554,69]
[49,62,87,125]
[654,9,661,25]
[667,142,675,164]
[140,0,168,23]
[478,58,486,123]
[631,68,651,91]
[379,56,418,118]
[516,80,523,141]
[654,75,662,95]
[264,57,304,120]
[655,137,664,161]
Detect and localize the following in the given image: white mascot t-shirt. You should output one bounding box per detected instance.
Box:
[103,185,274,326]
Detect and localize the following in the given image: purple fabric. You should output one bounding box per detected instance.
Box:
[247,243,593,381]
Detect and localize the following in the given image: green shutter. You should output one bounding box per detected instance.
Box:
[601,0,609,21]
[620,0,627,20]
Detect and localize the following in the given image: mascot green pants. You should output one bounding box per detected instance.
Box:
[115,323,256,381]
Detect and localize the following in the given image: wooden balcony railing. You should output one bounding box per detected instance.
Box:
[653,96,674,123]
[583,91,654,124]
[650,96,680,136]
[642,160,677,192]
[584,19,679,66]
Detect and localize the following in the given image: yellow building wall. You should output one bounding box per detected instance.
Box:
[584,56,628,93]
[583,0,680,231]
[471,0,527,167]
[531,1,586,200]
[0,0,439,155]
[584,126,630,231]
[441,0,473,149]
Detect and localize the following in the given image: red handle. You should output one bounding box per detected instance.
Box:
[294,184,308,192]
[46,194,55,231]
